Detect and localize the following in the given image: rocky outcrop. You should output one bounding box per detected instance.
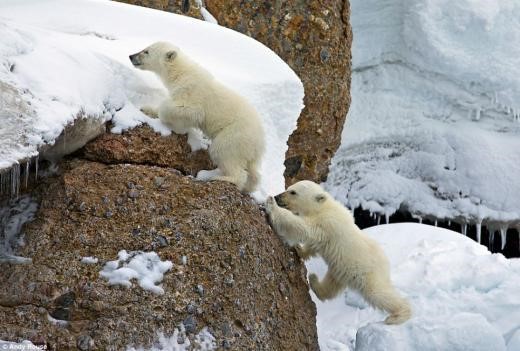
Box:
[83,124,213,176]
[0,130,319,350]
[115,0,353,186]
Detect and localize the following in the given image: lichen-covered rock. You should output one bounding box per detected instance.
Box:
[0,159,319,350]
[114,0,352,185]
[83,125,213,176]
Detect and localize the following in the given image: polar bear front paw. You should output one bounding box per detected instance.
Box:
[140,106,159,118]
[265,196,278,214]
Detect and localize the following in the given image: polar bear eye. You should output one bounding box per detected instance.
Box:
[143,50,149,55]
[289,190,297,195]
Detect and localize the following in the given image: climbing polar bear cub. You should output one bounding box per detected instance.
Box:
[130,42,265,193]
[266,181,412,325]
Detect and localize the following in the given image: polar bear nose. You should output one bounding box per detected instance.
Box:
[274,194,285,207]
[129,54,140,66]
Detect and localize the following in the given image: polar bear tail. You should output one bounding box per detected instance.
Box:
[243,160,261,193]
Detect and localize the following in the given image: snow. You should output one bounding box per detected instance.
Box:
[0,195,37,264]
[100,250,173,295]
[127,326,216,351]
[0,0,304,199]
[311,223,520,350]
[81,256,99,264]
[325,0,520,237]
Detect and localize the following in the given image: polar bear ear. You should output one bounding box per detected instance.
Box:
[166,51,177,61]
[315,194,326,203]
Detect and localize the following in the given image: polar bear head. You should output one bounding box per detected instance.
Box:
[274,180,329,216]
[129,41,182,74]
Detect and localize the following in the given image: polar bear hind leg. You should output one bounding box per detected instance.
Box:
[361,274,411,325]
[309,271,346,301]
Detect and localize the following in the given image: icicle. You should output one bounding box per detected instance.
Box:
[476,221,482,244]
[376,215,381,225]
[434,219,438,227]
[500,226,507,250]
[385,213,389,224]
[418,216,423,224]
[462,223,467,236]
[35,155,39,181]
[489,230,495,250]
[474,108,481,121]
[448,220,451,226]
[351,207,355,217]
[24,160,29,189]
[10,163,20,199]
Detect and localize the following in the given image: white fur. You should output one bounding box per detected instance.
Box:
[130,42,265,192]
[266,180,412,325]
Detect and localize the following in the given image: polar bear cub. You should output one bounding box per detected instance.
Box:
[129,42,265,193]
[265,180,411,325]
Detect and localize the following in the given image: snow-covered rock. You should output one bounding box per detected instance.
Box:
[325,0,520,239]
[310,223,520,350]
[0,0,304,199]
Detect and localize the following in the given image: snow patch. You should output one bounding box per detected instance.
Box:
[127,326,216,351]
[0,195,37,264]
[100,250,173,295]
[81,256,99,265]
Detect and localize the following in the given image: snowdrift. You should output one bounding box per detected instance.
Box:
[311,223,520,350]
[0,0,304,198]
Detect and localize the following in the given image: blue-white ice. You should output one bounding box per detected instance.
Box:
[326,0,520,242]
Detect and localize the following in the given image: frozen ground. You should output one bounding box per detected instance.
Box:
[310,223,520,351]
[325,0,520,247]
[0,0,304,199]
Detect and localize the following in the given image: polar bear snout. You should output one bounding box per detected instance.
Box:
[274,194,287,208]
[129,53,142,67]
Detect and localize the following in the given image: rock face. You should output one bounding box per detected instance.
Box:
[83,124,213,176]
[0,131,319,350]
[114,0,353,186]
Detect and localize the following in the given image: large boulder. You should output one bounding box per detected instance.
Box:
[115,0,353,186]
[0,155,318,349]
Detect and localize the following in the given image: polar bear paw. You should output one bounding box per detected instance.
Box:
[265,196,277,214]
[140,106,159,119]
[309,273,321,294]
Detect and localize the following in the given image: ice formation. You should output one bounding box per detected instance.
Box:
[325,0,520,250]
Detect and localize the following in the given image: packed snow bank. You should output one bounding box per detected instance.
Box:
[0,0,304,198]
[100,250,173,295]
[325,0,520,240]
[310,223,520,350]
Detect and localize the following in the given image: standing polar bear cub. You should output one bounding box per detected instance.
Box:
[130,42,265,193]
[266,181,412,325]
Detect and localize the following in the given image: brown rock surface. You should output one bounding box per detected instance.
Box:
[114,0,353,185]
[0,159,319,350]
[83,124,213,176]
